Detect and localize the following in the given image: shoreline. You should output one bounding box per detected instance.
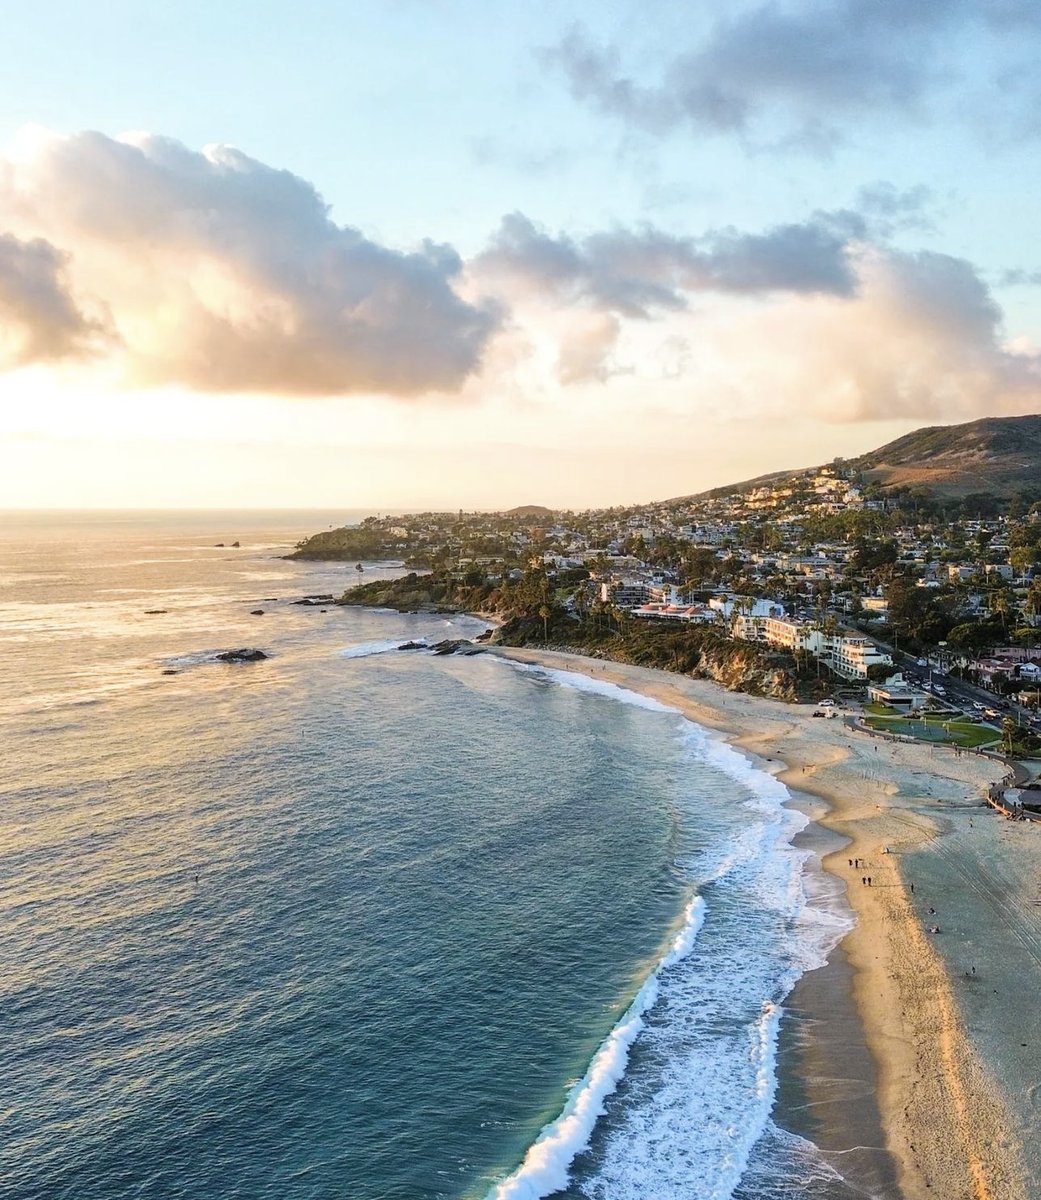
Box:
[487,645,1034,1200]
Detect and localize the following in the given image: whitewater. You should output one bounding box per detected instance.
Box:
[484,663,854,1200]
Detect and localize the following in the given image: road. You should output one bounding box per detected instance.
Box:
[847,623,1041,733]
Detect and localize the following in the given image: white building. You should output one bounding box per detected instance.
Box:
[733,615,892,680]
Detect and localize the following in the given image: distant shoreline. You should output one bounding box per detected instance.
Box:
[488,645,1033,1200]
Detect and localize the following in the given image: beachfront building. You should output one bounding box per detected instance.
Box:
[600,579,656,608]
[630,601,718,623]
[830,635,893,680]
[732,615,892,680]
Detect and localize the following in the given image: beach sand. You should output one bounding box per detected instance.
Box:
[490,646,1040,1200]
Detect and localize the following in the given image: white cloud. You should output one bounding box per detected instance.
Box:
[683,245,1041,422]
[0,129,497,396]
[0,232,111,365]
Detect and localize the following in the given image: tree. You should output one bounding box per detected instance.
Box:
[539,604,550,642]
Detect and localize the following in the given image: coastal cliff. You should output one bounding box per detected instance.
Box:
[337,571,805,701]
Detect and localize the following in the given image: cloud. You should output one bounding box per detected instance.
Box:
[853,182,937,236]
[999,267,1041,286]
[555,312,626,384]
[0,129,497,396]
[544,3,1041,149]
[473,209,862,321]
[695,245,1041,422]
[0,232,110,366]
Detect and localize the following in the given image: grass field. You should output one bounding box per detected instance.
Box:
[863,713,998,748]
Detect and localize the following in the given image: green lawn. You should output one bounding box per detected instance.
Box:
[864,714,998,749]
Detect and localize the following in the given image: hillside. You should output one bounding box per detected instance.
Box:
[503,504,554,518]
[852,415,1041,498]
[678,414,1041,503]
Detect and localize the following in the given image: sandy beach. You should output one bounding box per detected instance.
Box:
[491,646,1041,1200]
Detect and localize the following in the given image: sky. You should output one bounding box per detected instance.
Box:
[2,0,1041,511]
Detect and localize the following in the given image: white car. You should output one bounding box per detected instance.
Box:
[819,698,836,708]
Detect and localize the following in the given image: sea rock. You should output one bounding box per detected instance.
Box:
[215,647,268,663]
[144,609,168,615]
[250,609,265,616]
[292,594,336,606]
[396,641,428,651]
[431,639,483,656]
[231,541,241,548]
[161,668,179,676]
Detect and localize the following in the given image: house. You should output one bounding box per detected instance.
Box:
[868,674,928,710]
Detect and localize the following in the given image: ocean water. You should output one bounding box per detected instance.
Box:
[1,511,859,1200]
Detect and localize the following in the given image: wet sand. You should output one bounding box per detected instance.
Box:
[490,646,1038,1200]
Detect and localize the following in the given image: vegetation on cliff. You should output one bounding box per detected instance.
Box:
[337,568,809,700]
[493,611,807,701]
[289,524,416,563]
[336,570,498,613]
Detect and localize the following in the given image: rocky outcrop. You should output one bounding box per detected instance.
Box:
[215,648,268,662]
[431,639,485,656]
[692,644,799,701]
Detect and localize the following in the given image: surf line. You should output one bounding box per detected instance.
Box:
[486,893,708,1200]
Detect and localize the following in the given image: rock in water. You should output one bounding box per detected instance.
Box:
[250,609,265,616]
[431,639,483,656]
[215,648,268,662]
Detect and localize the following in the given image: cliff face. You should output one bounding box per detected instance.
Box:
[492,616,802,701]
[693,642,799,701]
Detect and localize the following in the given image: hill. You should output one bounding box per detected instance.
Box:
[503,504,554,518]
[851,415,1041,498]
[678,414,1041,503]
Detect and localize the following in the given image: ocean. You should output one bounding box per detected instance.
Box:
[1,510,866,1199]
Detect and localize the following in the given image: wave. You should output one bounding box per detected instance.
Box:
[161,648,273,668]
[488,895,708,1200]
[339,638,427,659]
[504,661,679,716]
[490,658,854,1199]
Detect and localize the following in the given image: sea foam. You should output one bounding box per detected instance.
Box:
[339,638,425,659]
[488,895,708,1200]
[489,659,853,1200]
